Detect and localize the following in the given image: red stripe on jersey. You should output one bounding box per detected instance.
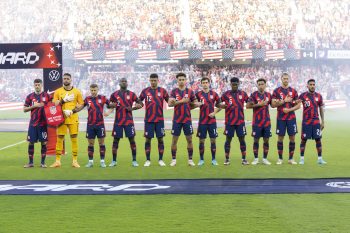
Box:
[272,87,298,121]
[24,92,51,126]
[110,90,137,126]
[299,92,323,125]
[222,90,248,125]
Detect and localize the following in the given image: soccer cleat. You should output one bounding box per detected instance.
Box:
[242,159,250,165]
[72,161,80,168]
[211,159,218,166]
[132,161,139,167]
[158,160,166,167]
[197,160,204,166]
[276,159,283,165]
[188,160,195,166]
[288,159,297,165]
[85,161,93,168]
[223,159,230,165]
[100,161,106,168]
[262,159,271,165]
[317,158,327,165]
[251,158,259,165]
[50,160,61,168]
[40,164,47,168]
[24,163,34,168]
[109,161,117,167]
[170,159,177,167]
[299,158,305,165]
[144,160,151,167]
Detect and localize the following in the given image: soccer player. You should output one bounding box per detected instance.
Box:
[272,73,301,165]
[75,84,110,168]
[23,79,51,168]
[168,72,200,166]
[246,78,272,165]
[50,73,84,168]
[139,73,169,167]
[108,77,143,167]
[220,77,249,165]
[194,77,221,166]
[298,79,326,165]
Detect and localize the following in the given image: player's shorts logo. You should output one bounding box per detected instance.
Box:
[48,70,60,81]
[42,132,47,139]
[49,106,57,115]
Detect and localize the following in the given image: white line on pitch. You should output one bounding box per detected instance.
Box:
[0,140,26,151]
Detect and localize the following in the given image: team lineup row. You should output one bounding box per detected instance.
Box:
[23,72,326,168]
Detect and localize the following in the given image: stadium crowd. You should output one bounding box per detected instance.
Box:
[0,64,347,102]
[0,0,349,49]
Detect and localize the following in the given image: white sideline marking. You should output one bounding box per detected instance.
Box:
[0,140,26,151]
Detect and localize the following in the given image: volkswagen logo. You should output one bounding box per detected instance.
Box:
[49,70,60,81]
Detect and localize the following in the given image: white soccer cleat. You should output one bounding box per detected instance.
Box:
[276,159,283,165]
[170,159,177,167]
[251,158,259,165]
[262,159,271,165]
[299,158,305,165]
[288,159,297,165]
[158,160,166,167]
[188,160,195,166]
[223,159,230,165]
[144,160,151,167]
[317,158,327,165]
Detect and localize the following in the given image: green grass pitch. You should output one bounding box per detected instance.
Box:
[0,108,349,232]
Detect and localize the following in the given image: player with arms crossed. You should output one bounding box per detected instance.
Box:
[246,78,272,165]
[23,79,51,168]
[50,73,84,168]
[298,79,326,165]
[139,73,169,167]
[272,73,301,165]
[168,73,200,166]
[107,78,143,167]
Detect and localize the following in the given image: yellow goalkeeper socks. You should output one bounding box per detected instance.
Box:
[71,137,78,161]
[55,136,64,161]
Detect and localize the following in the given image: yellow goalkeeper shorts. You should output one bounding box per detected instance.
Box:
[57,123,79,136]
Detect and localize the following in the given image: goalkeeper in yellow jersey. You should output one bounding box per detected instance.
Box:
[50,73,84,168]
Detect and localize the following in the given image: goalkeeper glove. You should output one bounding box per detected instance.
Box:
[63,109,73,117]
[63,93,74,103]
